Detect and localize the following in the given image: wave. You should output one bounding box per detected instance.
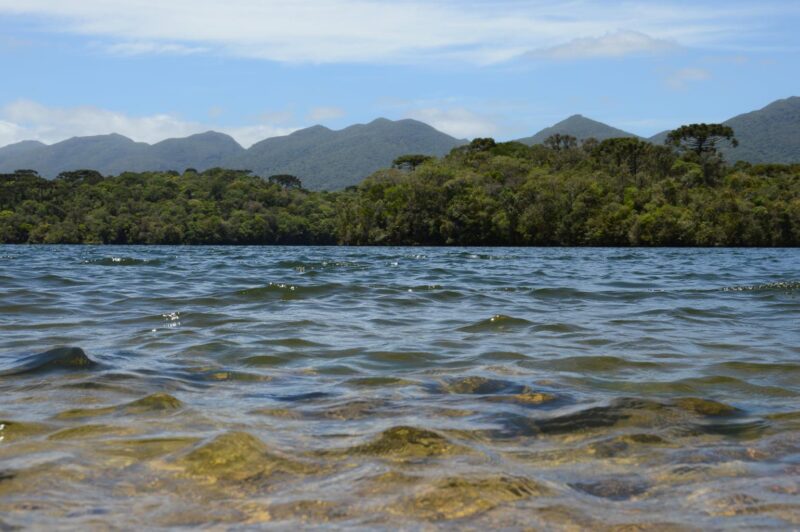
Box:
[721,281,800,292]
[458,315,532,333]
[0,346,98,377]
[83,257,165,266]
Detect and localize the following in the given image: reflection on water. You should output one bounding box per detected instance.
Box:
[1,246,799,528]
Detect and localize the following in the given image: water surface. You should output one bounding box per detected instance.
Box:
[1,246,799,528]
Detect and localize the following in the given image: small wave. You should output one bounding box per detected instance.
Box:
[530,287,594,299]
[458,315,532,333]
[0,346,98,377]
[721,281,800,292]
[712,361,800,374]
[538,355,664,373]
[235,282,349,301]
[275,259,367,273]
[83,257,164,266]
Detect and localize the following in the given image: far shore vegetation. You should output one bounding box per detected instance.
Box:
[2,124,799,246]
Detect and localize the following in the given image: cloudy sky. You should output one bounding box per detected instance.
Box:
[0,0,798,147]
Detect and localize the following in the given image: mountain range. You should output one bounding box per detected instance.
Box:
[1,97,798,190]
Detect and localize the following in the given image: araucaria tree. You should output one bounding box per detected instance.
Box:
[665,124,739,157]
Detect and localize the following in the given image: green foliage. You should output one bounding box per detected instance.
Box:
[666,123,739,157]
[1,139,799,246]
[392,154,434,171]
[268,174,303,190]
[0,169,336,245]
[543,134,578,151]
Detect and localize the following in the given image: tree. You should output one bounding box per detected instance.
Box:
[392,154,433,171]
[543,134,578,151]
[268,174,303,190]
[666,124,739,157]
[56,169,104,184]
[466,138,497,153]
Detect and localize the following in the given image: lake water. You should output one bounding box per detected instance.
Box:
[1,246,799,529]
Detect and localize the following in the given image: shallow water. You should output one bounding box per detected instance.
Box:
[1,246,799,529]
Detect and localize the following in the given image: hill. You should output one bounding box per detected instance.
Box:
[648,97,800,164]
[516,114,639,145]
[0,119,462,189]
[227,118,465,190]
[2,99,799,187]
[720,97,800,163]
[0,132,243,177]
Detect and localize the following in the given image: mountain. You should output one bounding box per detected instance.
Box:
[0,119,462,189]
[0,134,149,177]
[649,97,800,164]
[3,99,798,188]
[0,131,243,177]
[719,96,800,164]
[150,132,245,171]
[516,114,639,145]
[0,140,46,161]
[228,118,464,190]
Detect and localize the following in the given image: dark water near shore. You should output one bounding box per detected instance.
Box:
[1,246,799,529]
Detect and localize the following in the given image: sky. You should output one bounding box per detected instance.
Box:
[0,0,798,148]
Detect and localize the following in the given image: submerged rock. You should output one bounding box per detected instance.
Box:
[586,433,669,458]
[178,432,309,483]
[570,477,650,500]
[47,424,134,441]
[438,376,556,406]
[100,437,198,460]
[0,420,51,442]
[349,426,465,459]
[485,391,557,406]
[443,376,518,395]
[397,475,549,521]
[56,393,183,419]
[674,398,740,417]
[0,347,97,377]
[125,393,183,412]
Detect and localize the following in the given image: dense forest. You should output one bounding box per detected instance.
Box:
[2,128,799,246]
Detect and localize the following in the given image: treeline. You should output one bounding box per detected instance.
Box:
[2,134,800,246]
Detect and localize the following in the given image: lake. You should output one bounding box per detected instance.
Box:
[1,246,799,528]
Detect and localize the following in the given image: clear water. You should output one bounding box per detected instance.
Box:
[1,246,799,529]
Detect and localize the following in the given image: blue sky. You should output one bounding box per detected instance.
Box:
[0,0,798,147]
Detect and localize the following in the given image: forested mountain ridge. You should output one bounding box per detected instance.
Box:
[0,119,464,190]
[0,132,243,178]
[1,98,798,188]
[227,118,465,190]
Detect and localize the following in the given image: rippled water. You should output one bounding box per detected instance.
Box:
[1,246,799,529]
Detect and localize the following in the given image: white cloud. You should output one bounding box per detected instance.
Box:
[407,107,498,139]
[0,100,297,148]
[0,120,25,148]
[666,67,712,90]
[0,0,778,64]
[106,41,208,56]
[530,30,676,60]
[308,106,345,122]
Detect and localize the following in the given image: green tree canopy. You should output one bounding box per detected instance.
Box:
[543,134,578,151]
[392,154,433,171]
[666,124,739,157]
[268,174,303,190]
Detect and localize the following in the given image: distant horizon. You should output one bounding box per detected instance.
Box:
[0,95,796,150]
